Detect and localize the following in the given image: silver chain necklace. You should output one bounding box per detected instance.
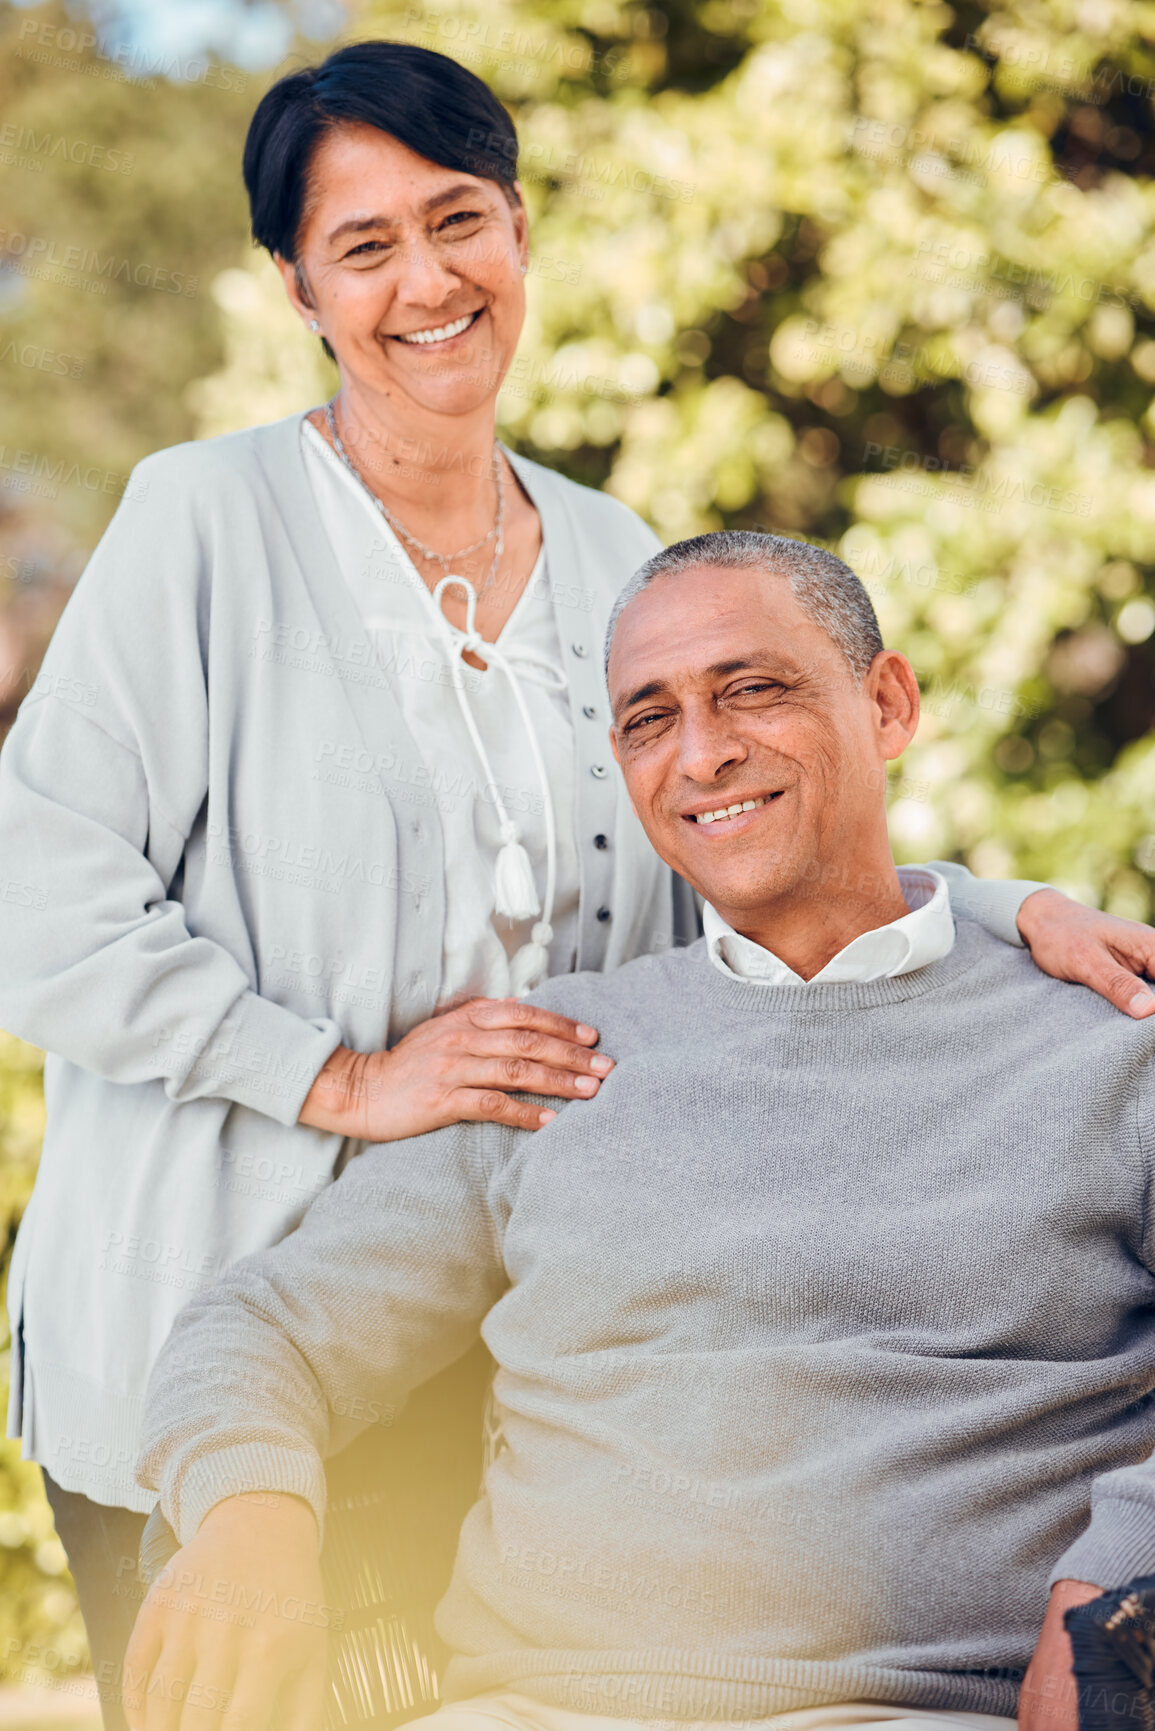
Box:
[324,398,505,596]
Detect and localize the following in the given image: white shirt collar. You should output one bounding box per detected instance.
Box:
[703,867,955,986]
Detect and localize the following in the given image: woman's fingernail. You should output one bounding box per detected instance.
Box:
[576,1024,596,1041]
[590,1055,613,1074]
[574,1075,598,1094]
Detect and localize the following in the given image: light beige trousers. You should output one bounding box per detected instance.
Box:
[422,1694,1019,1731]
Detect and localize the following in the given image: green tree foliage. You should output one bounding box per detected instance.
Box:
[0,1036,85,1686]
[4,0,1155,1682]
[0,0,255,543]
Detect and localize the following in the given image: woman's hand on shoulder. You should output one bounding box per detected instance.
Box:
[1017,887,1155,1018]
[298,997,615,1142]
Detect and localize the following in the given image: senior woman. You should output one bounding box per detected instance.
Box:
[0,35,1152,1731]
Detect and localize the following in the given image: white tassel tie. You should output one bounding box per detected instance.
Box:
[372,570,563,1000]
[508,919,554,995]
[494,820,541,921]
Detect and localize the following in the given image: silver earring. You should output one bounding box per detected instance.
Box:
[520,262,527,276]
[308,318,319,333]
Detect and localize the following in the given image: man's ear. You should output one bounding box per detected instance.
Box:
[868,650,920,762]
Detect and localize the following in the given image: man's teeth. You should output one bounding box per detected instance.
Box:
[692,796,768,825]
[397,312,476,345]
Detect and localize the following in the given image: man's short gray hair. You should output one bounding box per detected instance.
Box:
[604,530,884,685]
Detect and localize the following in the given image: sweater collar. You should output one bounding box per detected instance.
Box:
[688,912,993,1016]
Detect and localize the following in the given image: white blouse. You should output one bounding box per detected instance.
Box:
[301,417,581,1007]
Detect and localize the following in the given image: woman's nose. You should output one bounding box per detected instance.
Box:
[393,235,463,304]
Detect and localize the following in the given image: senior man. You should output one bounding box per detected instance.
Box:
[129,532,1155,1731]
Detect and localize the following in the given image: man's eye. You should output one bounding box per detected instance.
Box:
[731,681,780,697]
[345,239,389,259]
[625,711,666,733]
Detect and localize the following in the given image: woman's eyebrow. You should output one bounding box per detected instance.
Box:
[327,212,391,244]
[420,182,487,215]
[326,185,484,245]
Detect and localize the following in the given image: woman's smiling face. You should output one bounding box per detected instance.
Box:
[279,121,528,420]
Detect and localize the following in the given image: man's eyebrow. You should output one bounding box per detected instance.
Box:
[615,678,667,714]
[613,657,791,717]
[326,185,486,245]
[703,658,767,678]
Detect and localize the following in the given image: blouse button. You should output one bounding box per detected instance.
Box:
[593,834,608,850]
[590,764,607,779]
[597,906,612,922]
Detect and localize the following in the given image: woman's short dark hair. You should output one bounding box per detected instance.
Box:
[243,39,520,263]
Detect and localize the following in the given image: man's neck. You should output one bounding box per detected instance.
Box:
[717,862,913,981]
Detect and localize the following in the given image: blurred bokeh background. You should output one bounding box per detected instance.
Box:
[3,0,1155,1706]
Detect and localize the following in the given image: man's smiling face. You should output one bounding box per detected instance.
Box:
[608,562,914,927]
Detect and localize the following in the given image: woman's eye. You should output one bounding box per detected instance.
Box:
[345,239,389,259]
[440,210,484,232]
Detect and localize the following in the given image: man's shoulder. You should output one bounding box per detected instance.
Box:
[524,941,708,1034]
[954,914,1155,1063]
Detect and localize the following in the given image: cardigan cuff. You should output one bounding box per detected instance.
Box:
[1048,1496,1155,1592]
[174,990,344,1127]
[166,1442,327,1550]
[928,861,1049,948]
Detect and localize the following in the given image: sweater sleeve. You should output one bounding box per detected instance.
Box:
[135,1120,508,1545]
[1045,1065,1155,1590]
[0,451,343,1126]
[924,860,1049,947]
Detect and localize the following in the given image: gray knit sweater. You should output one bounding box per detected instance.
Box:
[137,919,1155,1720]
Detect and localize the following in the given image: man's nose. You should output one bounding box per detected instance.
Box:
[675,705,749,785]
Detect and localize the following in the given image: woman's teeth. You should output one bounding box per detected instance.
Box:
[692,796,769,825]
[396,312,476,345]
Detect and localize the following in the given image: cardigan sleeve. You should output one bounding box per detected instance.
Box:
[0,448,343,1127]
[925,859,1049,947]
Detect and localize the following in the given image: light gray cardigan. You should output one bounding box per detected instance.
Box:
[0,412,1037,1509]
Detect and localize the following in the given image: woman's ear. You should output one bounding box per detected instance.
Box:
[509,181,529,270]
[274,252,315,328]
